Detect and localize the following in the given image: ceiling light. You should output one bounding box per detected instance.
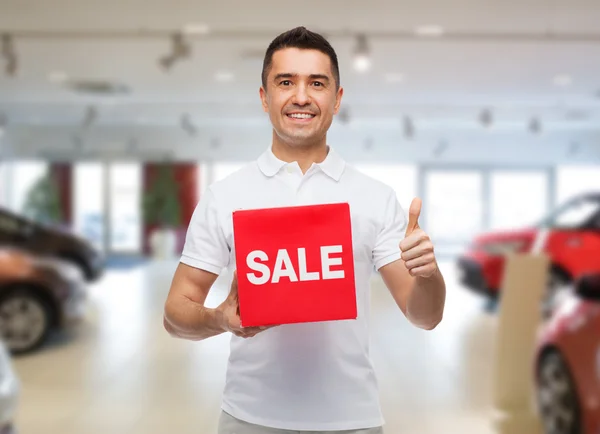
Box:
[415,25,445,37]
[385,73,404,83]
[353,34,371,73]
[353,55,371,73]
[1,33,17,76]
[47,71,69,83]
[553,74,572,87]
[215,71,235,82]
[182,23,210,35]
[159,33,192,71]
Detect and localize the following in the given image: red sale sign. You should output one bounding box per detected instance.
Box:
[232,202,357,327]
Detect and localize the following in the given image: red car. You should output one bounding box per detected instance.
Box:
[458,193,600,299]
[535,273,600,434]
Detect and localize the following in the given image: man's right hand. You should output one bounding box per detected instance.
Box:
[216,271,277,339]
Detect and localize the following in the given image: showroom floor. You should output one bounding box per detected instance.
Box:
[12,260,498,434]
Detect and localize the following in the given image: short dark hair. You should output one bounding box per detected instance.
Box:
[262,26,340,90]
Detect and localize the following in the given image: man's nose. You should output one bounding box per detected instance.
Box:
[292,85,311,106]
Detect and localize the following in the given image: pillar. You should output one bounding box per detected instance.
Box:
[49,162,73,227]
[142,162,199,255]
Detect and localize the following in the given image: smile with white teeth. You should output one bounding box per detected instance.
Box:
[287,113,315,119]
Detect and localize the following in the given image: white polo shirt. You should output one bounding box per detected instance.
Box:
[180,145,407,431]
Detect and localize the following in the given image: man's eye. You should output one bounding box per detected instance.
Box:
[313,81,323,87]
[280,80,291,86]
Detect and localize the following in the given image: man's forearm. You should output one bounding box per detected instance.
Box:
[406,267,446,330]
[164,295,226,341]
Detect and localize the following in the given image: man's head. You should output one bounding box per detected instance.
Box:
[259,27,343,148]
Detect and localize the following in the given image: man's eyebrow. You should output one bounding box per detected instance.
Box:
[273,73,331,82]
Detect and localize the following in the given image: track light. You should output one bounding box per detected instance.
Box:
[82,106,98,129]
[337,107,350,124]
[529,117,542,134]
[403,116,415,139]
[568,142,581,156]
[479,108,493,128]
[1,34,17,77]
[0,112,7,137]
[433,140,448,157]
[159,33,192,71]
[353,34,371,73]
[181,113,198,137]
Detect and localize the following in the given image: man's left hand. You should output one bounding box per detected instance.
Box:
[399,197,438,278]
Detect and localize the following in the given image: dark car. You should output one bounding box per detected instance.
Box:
[0,207,104,282]
[0,248,87,353]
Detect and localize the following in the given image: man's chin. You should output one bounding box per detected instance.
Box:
[275,130,321,147]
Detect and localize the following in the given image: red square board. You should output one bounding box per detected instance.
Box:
[232,202,357,327]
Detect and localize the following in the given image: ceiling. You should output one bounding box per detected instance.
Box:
[1,0,600,163]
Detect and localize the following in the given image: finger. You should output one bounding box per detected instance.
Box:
[407,263,436,278]
[405,253,435,270]
[405,197,422,236]
[400,230,428,253]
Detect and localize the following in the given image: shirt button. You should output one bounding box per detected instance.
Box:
[286,166,294,174]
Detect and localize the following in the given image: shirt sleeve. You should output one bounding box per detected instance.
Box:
[372,188,408,270]
[180,188,230,275]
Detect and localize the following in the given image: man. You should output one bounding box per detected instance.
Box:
[164,26,446,434]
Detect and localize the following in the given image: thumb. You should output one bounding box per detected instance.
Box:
[405,197,422,236]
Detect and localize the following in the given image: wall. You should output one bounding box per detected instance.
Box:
[3,124,600,166]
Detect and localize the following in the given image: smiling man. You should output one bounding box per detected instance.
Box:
[163,27,446,434]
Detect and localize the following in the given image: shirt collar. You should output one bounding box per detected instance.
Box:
[257,145,346,181]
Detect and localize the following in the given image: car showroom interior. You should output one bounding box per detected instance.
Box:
[0,1,600,434]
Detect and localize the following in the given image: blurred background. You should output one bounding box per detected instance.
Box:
[0,1,599,433]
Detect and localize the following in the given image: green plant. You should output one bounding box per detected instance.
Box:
[143,164,181,228]
[22,172,63,224]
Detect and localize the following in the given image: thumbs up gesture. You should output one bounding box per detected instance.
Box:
[399,198,438,278]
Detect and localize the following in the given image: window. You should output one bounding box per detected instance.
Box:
[109,163,142,253]
[490,171,549,230]
[544,197,600,229]
[424,170,484,243]
[557,166,600,205]
[0,163,6,207]
[5,162,48,214]
[74,163,105,252]
[353,164,418,211]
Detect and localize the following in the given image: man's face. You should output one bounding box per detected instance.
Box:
[260,47,343,147]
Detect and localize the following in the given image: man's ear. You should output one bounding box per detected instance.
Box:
[333,86,344,114]
[259,86,269,113]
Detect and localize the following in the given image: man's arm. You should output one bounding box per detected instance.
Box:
[163,262,224,340]
[378,197,446,330]
[164,263,271,341]
[379,258,445,330]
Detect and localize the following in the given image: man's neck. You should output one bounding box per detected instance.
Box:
[271,134,329,174]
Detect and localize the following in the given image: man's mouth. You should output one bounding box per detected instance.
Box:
[286,113,316,120]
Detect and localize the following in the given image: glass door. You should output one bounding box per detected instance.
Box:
[74,162,106,252]
[108,163,142,254]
